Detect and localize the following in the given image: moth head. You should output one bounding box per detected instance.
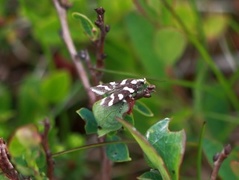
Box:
[143,84,156,98]
[133,79,155,99]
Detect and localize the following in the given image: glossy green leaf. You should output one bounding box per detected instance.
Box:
[134,101,154,117]
[76,108,98,134]
[41,71,71,103]
[154,28,186,66]
[117,118,170,180]
[106,134,131,162]
[93,101,129,137]
[146,118,186,180]
[72,12,98,41]
[138,169,162,180]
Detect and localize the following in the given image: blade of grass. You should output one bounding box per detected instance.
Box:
[189,0,208,115]
[197,121,206,180]
[52,140,135,158]
[204,112,239,124]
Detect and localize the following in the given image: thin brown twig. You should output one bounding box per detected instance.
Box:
[52,0,96,106]
[210,144,232,180]
[52,3,111,179]
[97,136,112,180]
[0,138,19,180]
[93,7,112,180]
[94,7,109,83]
[40,119,55,180]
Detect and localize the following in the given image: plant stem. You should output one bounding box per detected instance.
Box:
[52,0,96,106]
[41,119,55,180]
[210,144,231,180]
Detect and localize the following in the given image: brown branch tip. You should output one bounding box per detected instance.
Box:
[0,138,19,180]
[210,144,232,180]
[40,119,55,180]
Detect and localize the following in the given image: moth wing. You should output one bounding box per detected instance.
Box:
[90,81,120,95]
[90,79,135,95]
[100,90,132,106]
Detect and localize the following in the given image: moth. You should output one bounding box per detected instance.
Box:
[90,78,156,107]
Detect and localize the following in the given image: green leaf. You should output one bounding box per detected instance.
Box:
[72,12,98,41]
[203,14,229,41]
[117,118,171,180]
[154,28,186,66]
[125,12,165,77]
[76,108,98,134]
[66,133,85,148]
[124,114,134,126]
[93,101,129,137]
[8,124,46,178]
[145,118,186,180]
[8,136,26,157]
[202,84,233,141]
[134,101,154,117]
[41,71,71,103]
[138,169,162,180]
[33,17,62,45]
[174,2,197,32]
[18,76,47,123]
[106,134,131,162]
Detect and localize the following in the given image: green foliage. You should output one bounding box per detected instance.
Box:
[92,100,130,137]
[18,76,48,124]
[145,118,186,180]
[0,0,239,179]
[202,84,233,142]
[125,12,166,77]
[76,108,98,134]
[106,134,131,162]
[8,125,46,178]
[41,71,71,103]
[139,169,162,180]
[72,12,98,41]
[133,101,154,117]
[118,118,174,180]
[154,28,187,66]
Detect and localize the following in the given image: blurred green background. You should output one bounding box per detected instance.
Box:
[0,0,239,179]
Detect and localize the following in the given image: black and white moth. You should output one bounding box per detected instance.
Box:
[90,78,155,107]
